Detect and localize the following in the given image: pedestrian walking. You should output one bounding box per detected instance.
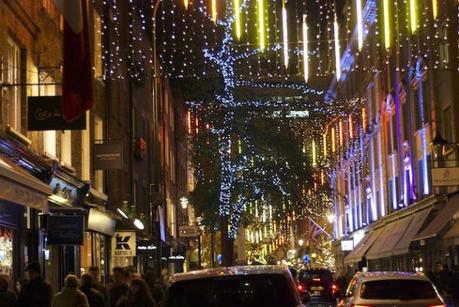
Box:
[107,267,129,307]
[0,274,17,307]
[80,274,105,307]
[88,266,107,300]
[17,262,52,307]
[52,275,89,307]
[144,271,163,305]
[117,279,156,307]
[428,262,453,306]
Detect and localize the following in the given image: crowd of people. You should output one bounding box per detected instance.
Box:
[0,262,171,307]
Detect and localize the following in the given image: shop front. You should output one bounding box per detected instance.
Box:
[45,165,88,291]
[0,155,52,284]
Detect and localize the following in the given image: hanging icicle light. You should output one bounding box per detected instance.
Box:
[234,0,242,39]
[356,0,363,50]
[184,0,189,10]
[432,0,438,19]
[302,14,309,83]
[410,0,418,33]
[282,0,289,68]
[383,0,391,49]
[212,0,217,23]
[258,0,266,51]
[312,139,317,166]
[333,14,341,81]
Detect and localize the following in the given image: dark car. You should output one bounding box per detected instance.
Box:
[164,265,304,307]
[298,269,338,303]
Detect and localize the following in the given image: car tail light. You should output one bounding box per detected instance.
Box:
[297,284,306,293]
[351,305,373,307]
[428,305,446,307]
[331,283,338,294]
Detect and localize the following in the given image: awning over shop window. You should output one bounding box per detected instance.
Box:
[0,156,52,212]
[393,208,431,256]
[443,220,459,246]
[366,223,394,260]
[414,193,459,241]
[87,208,116,236]
[344,227,383,265]
[378,215,413,259]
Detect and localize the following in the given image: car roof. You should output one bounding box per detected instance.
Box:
[352,271,431,282]
[171,265,292,283]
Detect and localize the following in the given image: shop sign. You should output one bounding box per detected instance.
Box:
[87,208,116,236]
[137,240,157,254]
[93,143,124,170]
[179,225,198,238]
[27,96,86,131]
[431,167,459,187]
[47,215,84,245]
[112,231,136,257]
[341,240,354,251]
[49,176,80,207]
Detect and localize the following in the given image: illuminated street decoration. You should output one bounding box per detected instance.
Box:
[303,14,309,82]
[258,0,266,51]
[356,0,363,50]
[234,0,242,39]
[410,0,418,33]
[334,15,341,81]
[383,0,391,48]
[282,0,289,68]
[212,0,217,23]
[184,0,189,10]
[432,0,438,19]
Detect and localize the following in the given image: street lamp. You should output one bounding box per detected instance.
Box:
[298,239,304,246]
[133,218,145,230]
[117,208,129,219]
[327,213,336,224]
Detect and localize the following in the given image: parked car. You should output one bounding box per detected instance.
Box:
[298,268,338,303]
[164,265,304,307]
[337,271,445,307]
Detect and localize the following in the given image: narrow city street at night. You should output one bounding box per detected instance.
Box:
[0,0,459,306]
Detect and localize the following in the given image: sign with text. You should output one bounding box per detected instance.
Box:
[47,215,84,245]
[179,225,198,238]
[137,240,157,255]
[93,143,124,170]
[112,231,136,257]
[27,96,86,131]
[432,167,459,187]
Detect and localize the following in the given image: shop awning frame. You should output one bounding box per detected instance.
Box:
[392,208,432,256]
[344,227,383,265]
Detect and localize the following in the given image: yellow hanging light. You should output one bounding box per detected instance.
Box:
[234,0,242,39]
[356,0,363,50]
[212,0,217,23]
[258,0,266,51]
[302,14,309,83]
[383,0,391,49]
[282,0,289,68]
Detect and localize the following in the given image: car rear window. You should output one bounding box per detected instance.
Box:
[360,279,437,300]
[165,273,298,307]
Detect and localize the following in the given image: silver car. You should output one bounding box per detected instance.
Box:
[337,271,445,307]
[164,265,304,307]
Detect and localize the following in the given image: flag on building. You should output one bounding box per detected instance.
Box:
[308,218,323,242]
[53,0,94,122]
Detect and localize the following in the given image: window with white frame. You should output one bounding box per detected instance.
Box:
[6,37,22,131]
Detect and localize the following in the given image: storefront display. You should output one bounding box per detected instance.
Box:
[0,227,13,275]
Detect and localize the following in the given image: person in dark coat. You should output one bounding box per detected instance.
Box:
[117,279,156,307]
[0,274,17,307]
[89,266,107,300]
[80,274,105,307]
[107,267,129,307]
[17,262,52,307]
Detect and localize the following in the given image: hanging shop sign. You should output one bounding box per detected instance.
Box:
[112,231,136,257]
[87,208,116,236]
[341,240,354,251]
[93,143,124,170]
[178,225,198,238]
[431,167,459,187]
[27,96,86,131]
[49,176,82,207]
[47,215,84,245]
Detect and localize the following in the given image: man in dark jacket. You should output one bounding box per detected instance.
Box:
[18,262,52,307]
[80,274,105,307]
[89,266,107,300]
[107,267,128,307]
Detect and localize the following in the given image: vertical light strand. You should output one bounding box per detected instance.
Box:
[410,0,418,33]
[333,14,341,81]
[383,0,391,48]
[349,115,353,140]
[312,140,317,166]
[331,127,336,152]
[234,0,242,39]
[258,0,266,51]
[302,14,309,82]
[184,0,189,9]
[339,121,343,146]
[282,0,289,68]
[356,0,363,50]
[212,0,217,23]
[323,133,327,159]
[432,0,438,19]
